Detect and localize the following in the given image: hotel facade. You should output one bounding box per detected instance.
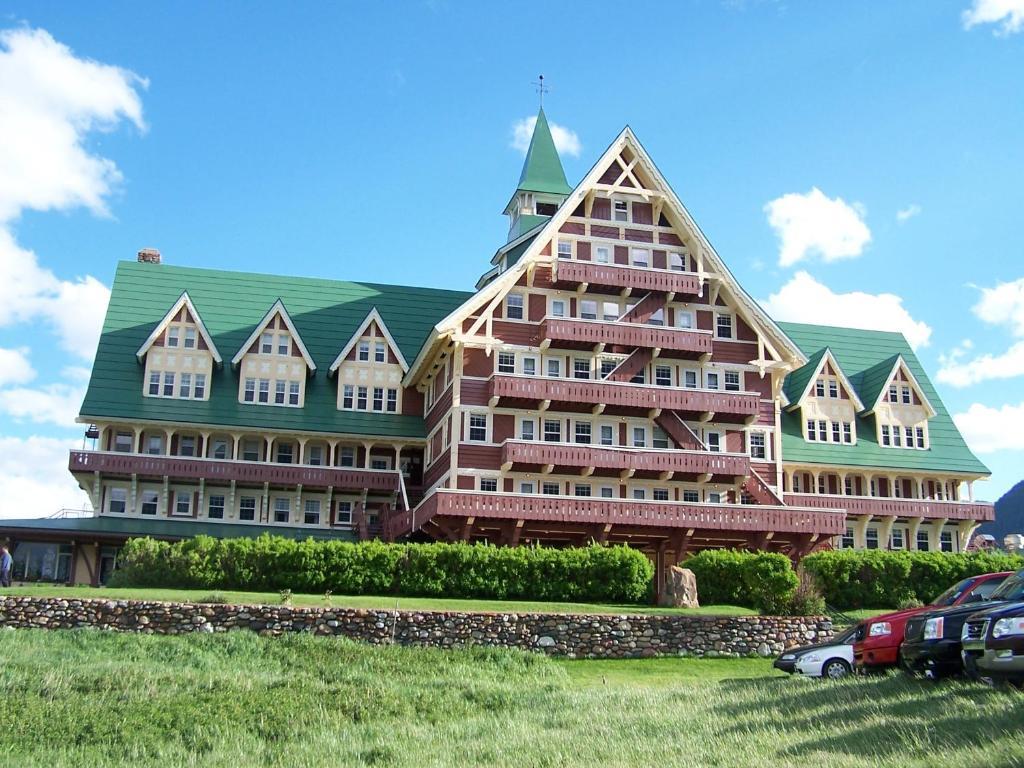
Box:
[1,112,994,589]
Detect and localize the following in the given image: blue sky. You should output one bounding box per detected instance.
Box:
[1,0,1023,515]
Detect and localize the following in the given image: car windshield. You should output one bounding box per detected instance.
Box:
[989,573,1024,602]
[931,578,973,607]
[835,624,860,644]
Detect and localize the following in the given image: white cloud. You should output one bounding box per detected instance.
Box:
[0,436,90,518]
[972,276,1024,337]
[0,381,85,428]
[0,27,146,221]
[0,347,35,386]
[963,0,1024,34]
[511,115,582,158]
[896,204,922,222]
[0,27,140,361]
[761,271,933,349]
[954,402,1024,453]
[938,339,1024,387]
[0,229,110,358]
[764,188,871,267]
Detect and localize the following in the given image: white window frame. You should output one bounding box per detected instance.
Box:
[505,293,525,320]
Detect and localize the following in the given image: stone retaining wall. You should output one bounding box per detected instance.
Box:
[0,596,833,658]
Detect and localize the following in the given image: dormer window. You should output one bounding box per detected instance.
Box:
[277,334,291,356]
[374,342,386,363]
[901,385,911,404]
[184,327,196,349]
[829,380,839,398]
[167,327,180,347]
[261,332,273,354]
[889,384,898,402]
[815,380,825,397]
[358,341,370,361]
[613,200,629,222]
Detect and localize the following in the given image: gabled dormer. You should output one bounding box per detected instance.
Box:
[785,348,863,446]
[329,308,408,413]
[136,291,221,401]
[232,299,315,407]
[860,354,936,450]
[503,108,573,243]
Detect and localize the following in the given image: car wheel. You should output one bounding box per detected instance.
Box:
[823,659,851,679]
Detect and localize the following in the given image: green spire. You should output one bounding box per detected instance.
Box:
[516,108,572,196]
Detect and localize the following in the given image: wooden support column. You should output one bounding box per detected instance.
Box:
[510,519,525,546]
[460,516,475,542]
[161,476,170,516]
[907,517,923,551]
[654,541,669,606]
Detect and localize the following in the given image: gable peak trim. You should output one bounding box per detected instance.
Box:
[330,307,409,375]
[135,291,222,364]
[230,299,316,371]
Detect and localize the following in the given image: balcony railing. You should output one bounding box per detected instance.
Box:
[540,317,712,356]
[553,259,701,296]
[390,489,846,540]
[782,493,995,522]
[69,450,402,493]
[500,440,749,479]
[488,374,760,422]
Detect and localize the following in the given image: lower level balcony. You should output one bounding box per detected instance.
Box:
[488,374,760,423]
[782,493,995,522]
[388,488,846,543]
[500,439,749,481]
[69,450,402,493]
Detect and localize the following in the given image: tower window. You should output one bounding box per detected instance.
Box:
[536,202,558,216]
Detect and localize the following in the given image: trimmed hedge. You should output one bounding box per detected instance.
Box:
[680,550,799,614]
[801,550,1024,609]
[108,536,655,604]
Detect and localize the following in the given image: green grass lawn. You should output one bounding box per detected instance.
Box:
[0,584,757,616]
[0,630,1020,768]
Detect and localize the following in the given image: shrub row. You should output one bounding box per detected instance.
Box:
[680,549,1024,613]
[800,550,1024,608]
[680,550,800,614]
[109,536,655,604]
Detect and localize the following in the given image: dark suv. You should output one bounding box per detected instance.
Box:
[962,581,1024,685]
[901,569,1024,679]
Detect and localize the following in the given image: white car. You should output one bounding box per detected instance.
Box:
[794,641,855,679]
[775,623,860,679]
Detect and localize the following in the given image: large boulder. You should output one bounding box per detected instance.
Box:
[660,566,699,608]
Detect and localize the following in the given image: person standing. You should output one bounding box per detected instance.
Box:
[0,545,12,588]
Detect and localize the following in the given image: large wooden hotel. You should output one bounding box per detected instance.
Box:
[2,112,994,587]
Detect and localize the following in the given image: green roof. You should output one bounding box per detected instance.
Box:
[80,261,472,439]
[0,516,355,541]
[515,108,572,197]
[777,322,989,475]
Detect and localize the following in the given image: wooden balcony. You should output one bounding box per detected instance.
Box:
[540,317,712,357]
[69,450,402,493]
[388,489,846,542]
[488,374,760,423]
[552,259,701,297]
[782,493,995,522]
[500,440,749,480]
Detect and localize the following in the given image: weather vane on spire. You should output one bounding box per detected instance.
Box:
[532,74,549,108]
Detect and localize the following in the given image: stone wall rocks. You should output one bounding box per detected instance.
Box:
[0,596,832,658]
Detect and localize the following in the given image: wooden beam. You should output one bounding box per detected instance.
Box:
[510,519,525,546]
[460,516,475,542]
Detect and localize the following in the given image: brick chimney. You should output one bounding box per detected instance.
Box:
[137,248,161,264]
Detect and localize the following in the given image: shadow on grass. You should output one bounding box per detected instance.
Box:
[711,673,1024,761]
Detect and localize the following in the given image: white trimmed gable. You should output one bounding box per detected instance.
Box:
[136,291,221,363]
[864,356,936,418]
[330,308,408,374]
[231,300,316,371]
[787,350,865,412]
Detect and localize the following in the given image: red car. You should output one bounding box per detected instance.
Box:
[854,572,1012,671]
